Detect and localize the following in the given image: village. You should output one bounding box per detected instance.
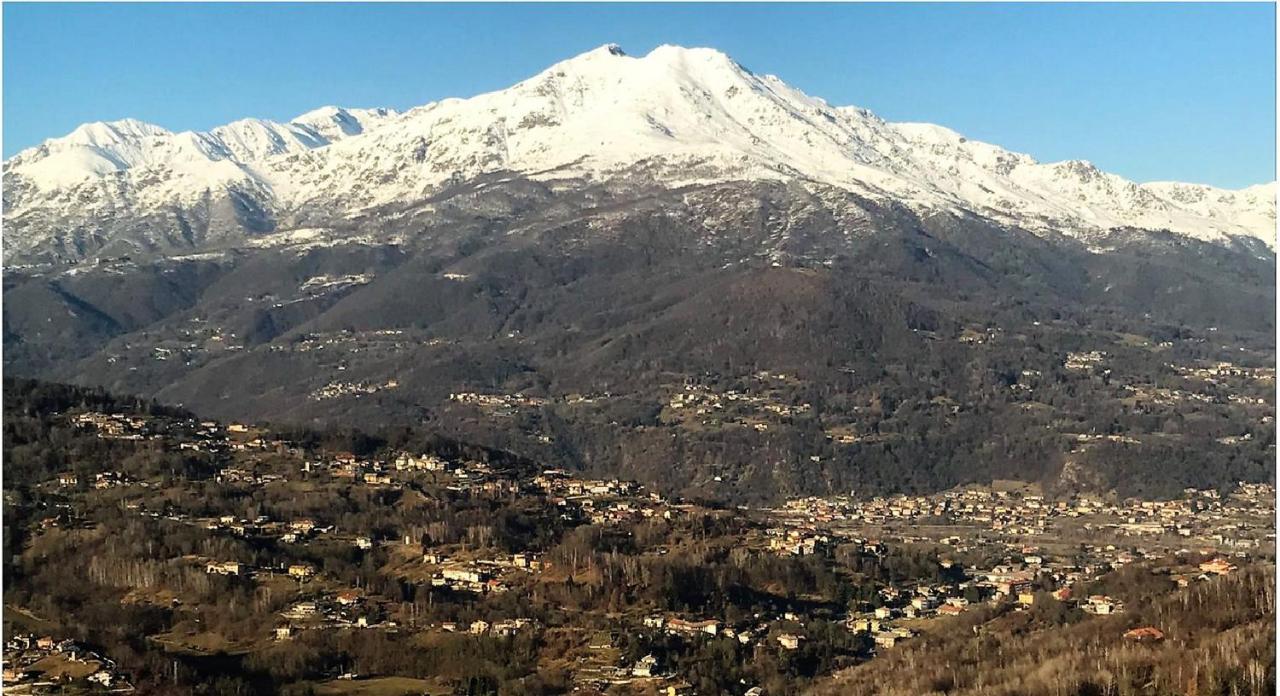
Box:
[5,405,1275,695]
[2,633,134,693]
[752,482,1272,653]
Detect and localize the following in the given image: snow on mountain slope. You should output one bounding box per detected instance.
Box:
[290,106,399,142]
[5,106,399,191]
[3,43,1274,264]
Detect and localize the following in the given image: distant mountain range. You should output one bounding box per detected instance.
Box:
[3,45,1274,502]
[3,44,1274,266]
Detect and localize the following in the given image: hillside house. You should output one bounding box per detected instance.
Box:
[666,618,719,636]
[1199,557,1237,575]
[1123,626,1166,642]
[206,561,244,576]
[442,567,486,584]
[1084,595,1120,615]
[776,633,803,650]
[632,654,659,677]
[874,632,899,649]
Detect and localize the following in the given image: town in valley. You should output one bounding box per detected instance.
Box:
[3,381,1273,695]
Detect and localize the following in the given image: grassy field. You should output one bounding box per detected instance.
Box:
[149,629,252,656]
[311,676,446,695]
[28,654,102,680]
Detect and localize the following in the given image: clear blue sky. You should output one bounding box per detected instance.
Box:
[3,3,1275,187]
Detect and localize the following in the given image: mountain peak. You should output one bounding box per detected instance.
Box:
[547,43,750,81]
[554,43,631,68]
[647,44,750,72]
[65,118,171,146]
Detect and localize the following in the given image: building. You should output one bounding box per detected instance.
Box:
[1199,558,1237,575]
[1084,595,1119,615]
[286,602,318,617]
[1123,627,1166,643]
[206,561,244,576]
[666,618,719,636]
[288,564,316,580]
[874,632,899,649]
[776,633,803,650]
[442,567,486,584]
[632,654,659,677]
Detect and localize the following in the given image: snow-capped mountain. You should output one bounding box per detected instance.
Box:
[3,44,1274,265]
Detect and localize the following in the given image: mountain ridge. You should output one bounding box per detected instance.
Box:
[4,43,1274,268]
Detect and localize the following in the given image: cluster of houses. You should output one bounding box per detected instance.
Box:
[71,411,150,440]
[202,558,319,582]
[1061,352,1274,409]
[440,618,537,637]
[1170,360,1275,385]
[54,470,140,490]
[448,391,549,415]
[215,465,287,485]
[430,565,507,594]
[767,528,830,556]
[532,470,642,498]
[1064,350,1107,371]
[71,411,298,462]
[663,382,812,433]
[309,379,400,401]
[774,483,1274,550]
[572,647,698,695]
[198,514,335,545]
[2,634,131,693]
[527,470,689,525]
[275,329,411,356]
[277,589,391,634]
[667,383,812,418]
[754,485,1273,659]
[423,552,546,594]
[300,449,521,494]
[639,614,821,654]
[393,452,453,472]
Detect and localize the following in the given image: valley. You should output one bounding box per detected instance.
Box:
[2,378,1273,695]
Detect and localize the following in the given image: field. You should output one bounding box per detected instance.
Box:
[312,676,445,696]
